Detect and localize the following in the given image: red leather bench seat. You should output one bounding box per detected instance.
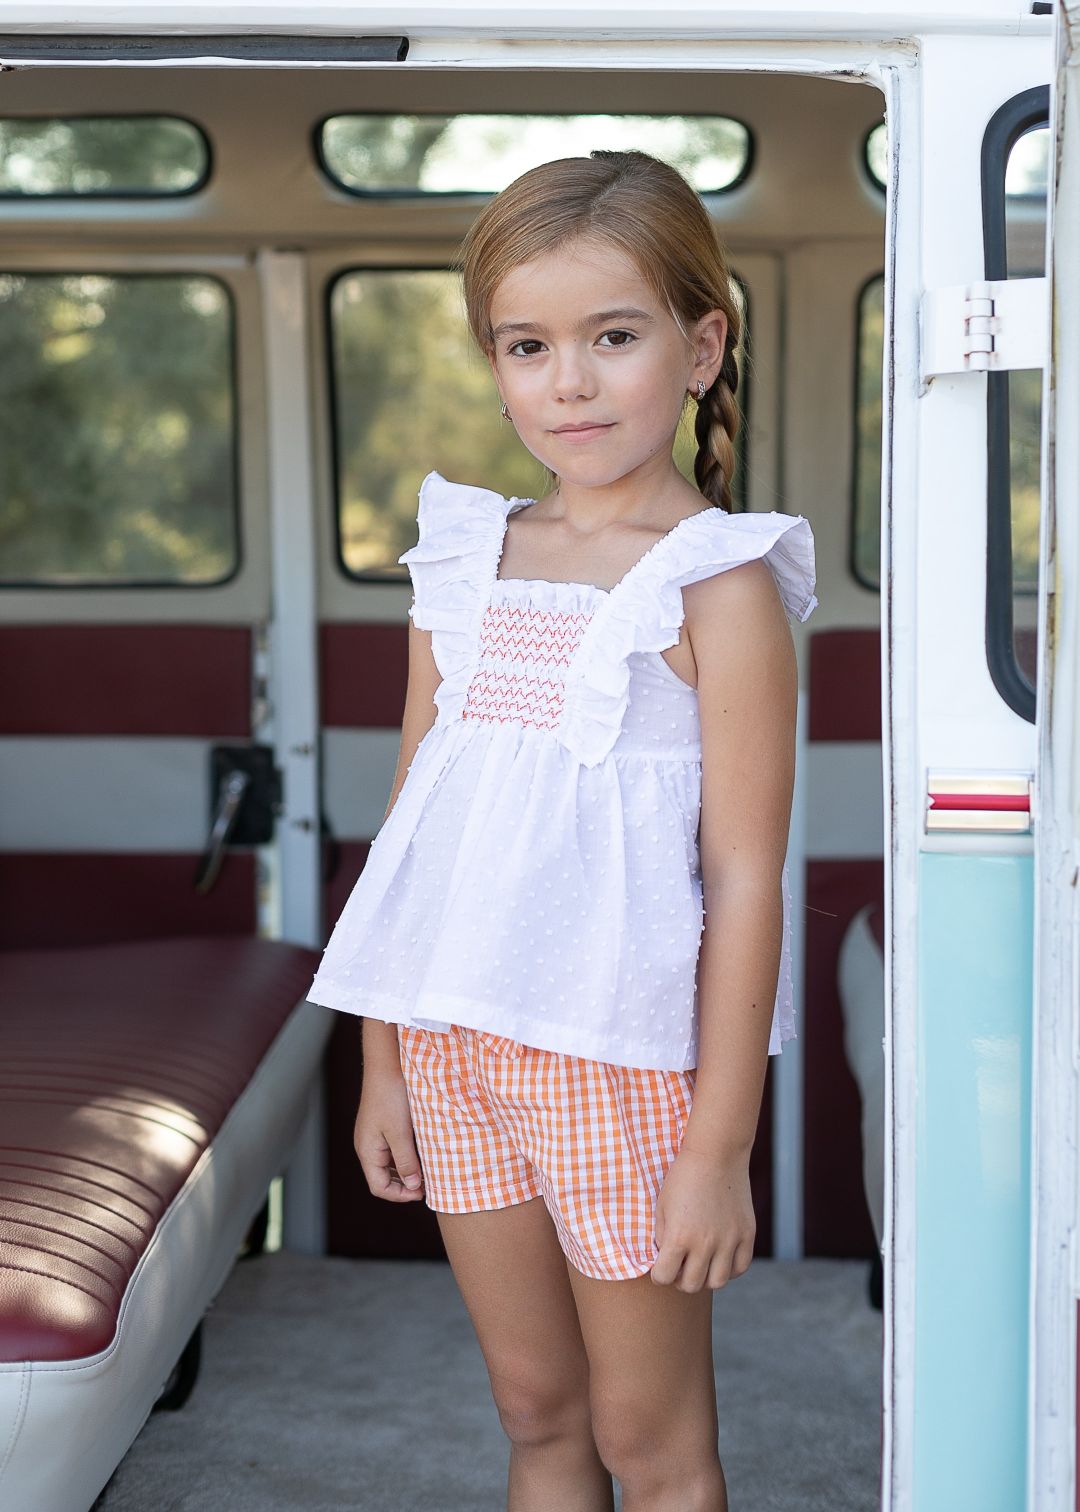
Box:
[0,937,319,1365]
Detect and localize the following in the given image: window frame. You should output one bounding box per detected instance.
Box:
[981,84,1049,725]
[0,267,243,590]
[312,109,755,201]
[0,111,212,200]
[850,268,885,594]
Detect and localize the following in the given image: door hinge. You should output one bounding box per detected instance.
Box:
[920,277,1048,380]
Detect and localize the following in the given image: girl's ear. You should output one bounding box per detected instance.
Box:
[692,309,729,385]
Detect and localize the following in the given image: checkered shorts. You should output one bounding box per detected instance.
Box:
[395,1022,698,1281]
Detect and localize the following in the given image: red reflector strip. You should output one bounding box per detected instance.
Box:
[928,792,1030,812]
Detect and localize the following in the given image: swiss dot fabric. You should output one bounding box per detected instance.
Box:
[307,470,819,1071]
[396,1021,697,1281]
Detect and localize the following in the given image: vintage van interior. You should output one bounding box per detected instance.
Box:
[0,48,1045,1512]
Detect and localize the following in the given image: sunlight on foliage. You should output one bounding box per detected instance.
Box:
[321,114,750,196]
[0,273,237,583]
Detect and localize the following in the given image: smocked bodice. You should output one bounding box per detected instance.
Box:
[463,578,704,761]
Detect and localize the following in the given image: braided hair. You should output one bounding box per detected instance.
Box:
[455,147,744,511]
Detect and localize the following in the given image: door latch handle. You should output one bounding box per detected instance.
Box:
[194,768,251,895]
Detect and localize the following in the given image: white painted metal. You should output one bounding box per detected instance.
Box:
[893,32,1050,1512]
[1030,4,1080,1508]
[803,743,886,857]
[0,1,1052,43]
[876,58,907,1512]
[920,277,1049,378]
[258,250,326,1254]
[322,730,403,842]
[0,738,213,850]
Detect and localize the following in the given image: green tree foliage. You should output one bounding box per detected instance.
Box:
[320,114,750,195]
[0,273,236,582]
[0,117,205,194]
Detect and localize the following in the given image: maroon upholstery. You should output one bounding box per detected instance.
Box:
[0,625,252,737]
[0,937,319,1365]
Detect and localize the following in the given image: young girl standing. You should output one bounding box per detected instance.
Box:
[308,148,818,1511]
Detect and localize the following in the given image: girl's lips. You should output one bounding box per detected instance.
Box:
[552,424,615,442]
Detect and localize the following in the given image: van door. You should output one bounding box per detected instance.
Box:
[1030,4,1080,1508]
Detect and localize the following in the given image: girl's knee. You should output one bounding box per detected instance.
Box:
[590,1396,719,1484]
[591,1399,663,1477]
[489,1366,593,1450]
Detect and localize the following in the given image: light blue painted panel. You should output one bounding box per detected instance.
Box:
[914,852,1032,1511]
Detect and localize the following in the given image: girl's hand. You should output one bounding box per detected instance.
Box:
[354,1065,426,1202]
[650,1145,756,1291]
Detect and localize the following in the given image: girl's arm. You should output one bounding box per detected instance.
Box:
[680,559,800,1160]
[360,606,442,1079]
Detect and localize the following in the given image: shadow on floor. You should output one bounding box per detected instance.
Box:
[97,1251,883,1512]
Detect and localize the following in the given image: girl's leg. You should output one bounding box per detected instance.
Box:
[566,1266,727,1512]
[436,1197,615,1512]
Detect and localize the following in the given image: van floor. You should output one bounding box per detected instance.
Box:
[98,1251,883,1511]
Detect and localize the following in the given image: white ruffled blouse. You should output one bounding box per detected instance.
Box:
[307,470,819,1071]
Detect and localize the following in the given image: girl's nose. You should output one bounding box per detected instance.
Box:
[549,346,596,402]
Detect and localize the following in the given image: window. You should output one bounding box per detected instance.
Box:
[0,116,208,196]
[0,273,239,585]
[317,114,752,197]
[328,267,749,581]
[852,273,884,591]
[982,88,1049,722]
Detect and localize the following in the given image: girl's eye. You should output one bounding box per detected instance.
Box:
[506,329,638,358]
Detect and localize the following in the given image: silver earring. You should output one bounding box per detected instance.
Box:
[696,379,707,400]
[500,400,510,420]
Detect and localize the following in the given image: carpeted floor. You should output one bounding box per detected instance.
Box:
[96,1252,882,1512]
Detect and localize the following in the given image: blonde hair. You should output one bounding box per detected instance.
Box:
[452,148,744,511]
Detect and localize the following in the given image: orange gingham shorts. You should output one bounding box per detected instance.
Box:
[396,1022,698,1282]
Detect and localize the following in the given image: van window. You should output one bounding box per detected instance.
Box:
[329,267,749,582]
[0,272,239,586]
[853,273,884,591]
[983,88,1049,722]
[317,114,752,197]
[0,116,208,196]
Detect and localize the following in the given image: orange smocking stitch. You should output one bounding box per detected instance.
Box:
[463,601,594,731]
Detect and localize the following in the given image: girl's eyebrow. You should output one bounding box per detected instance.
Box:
[492,306,656,340]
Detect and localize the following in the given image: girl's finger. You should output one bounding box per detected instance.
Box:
[650,1237,687,1286]
[706,1252,733,1290]
[359,1138,421,1202]
[387,1134,425,1194]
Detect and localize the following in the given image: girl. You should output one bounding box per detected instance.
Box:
[307,148,818,1511]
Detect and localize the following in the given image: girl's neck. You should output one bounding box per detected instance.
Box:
[536,458,701,533]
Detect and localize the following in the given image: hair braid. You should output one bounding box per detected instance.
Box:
[692,328,741,513]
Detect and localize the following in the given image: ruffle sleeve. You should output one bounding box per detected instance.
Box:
[559,507,819,769]
[397,470,513,722]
